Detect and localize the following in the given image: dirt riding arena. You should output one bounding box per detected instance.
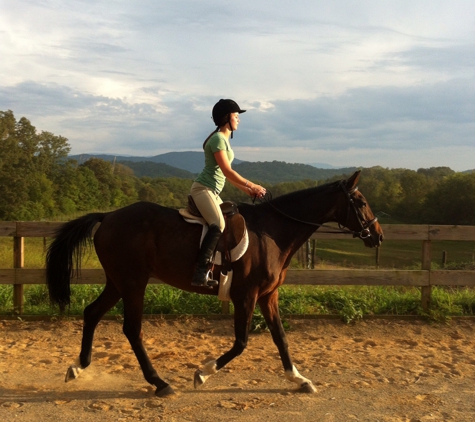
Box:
[1,317,475,422]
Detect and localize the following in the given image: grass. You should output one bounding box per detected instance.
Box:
[0,236,474,322]
[1,284,475,324]
[310,239,475,269]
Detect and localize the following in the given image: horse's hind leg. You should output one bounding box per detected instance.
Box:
[65,279,121,382]
[121,288,175,397]
[258,290,317,393]
[194,295,256,388]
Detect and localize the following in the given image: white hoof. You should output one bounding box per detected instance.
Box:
[285,365,316,393]
[193,360,217,389]
[65,364,83,382]
[194,369,206,389]
[299,382,317,394]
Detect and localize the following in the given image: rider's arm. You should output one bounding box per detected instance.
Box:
[214,150,266,197]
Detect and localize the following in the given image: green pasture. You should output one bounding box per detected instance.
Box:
[302,238,475,270]
[1,237,474,270]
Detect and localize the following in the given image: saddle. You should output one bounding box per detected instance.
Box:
[179,195,249,267]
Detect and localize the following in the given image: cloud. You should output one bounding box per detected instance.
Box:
[2,74,472,160]
[0,0,474,171]
[377,43,475,75]
[240,77,474,149]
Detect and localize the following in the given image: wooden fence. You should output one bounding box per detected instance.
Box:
[1,222,474,315]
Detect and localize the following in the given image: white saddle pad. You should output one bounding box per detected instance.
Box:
[179,209,249,265]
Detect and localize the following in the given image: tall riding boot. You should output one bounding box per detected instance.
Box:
[191,224,222,288]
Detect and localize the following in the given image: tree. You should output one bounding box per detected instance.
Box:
[0,111,76,219]
[417,167,454,181]
[357,167,402,216]
[424,173,475,225]
[81,158,114,207]
[394,170,433,222]
[36,131,71,177]
[76,166,103,211]
[0,111,33,219]
[138,184,158,202]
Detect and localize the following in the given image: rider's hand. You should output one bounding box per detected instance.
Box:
[248,183,266,198]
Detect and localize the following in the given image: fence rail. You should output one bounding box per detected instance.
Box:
[1,222,474,314]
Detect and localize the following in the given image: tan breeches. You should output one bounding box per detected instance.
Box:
[190,182,225,231]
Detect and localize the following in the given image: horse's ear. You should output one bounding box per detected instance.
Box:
[345,170,361,191]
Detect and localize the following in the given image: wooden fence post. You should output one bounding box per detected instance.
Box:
[305,240,311,269]
[221,300,230,314]
[442,250,447,268]
[421,240,431,311]
[13,236,24,314]
[311,239,316,269]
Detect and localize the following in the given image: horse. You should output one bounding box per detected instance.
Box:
[45,170,383,397]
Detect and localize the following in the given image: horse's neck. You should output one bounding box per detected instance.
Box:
[281,220,319,260]
[263,188,338,259]
[270,187,337,227]
[243,208,323,266]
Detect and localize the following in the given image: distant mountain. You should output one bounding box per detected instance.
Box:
[68,152,357,183]
[308,163,338,169]
[118,160,197,179]
[69,151,244,174]
[233,161,358,184]
[70,153,129,164]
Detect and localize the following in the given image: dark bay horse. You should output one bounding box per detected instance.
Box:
[46,170,383,397]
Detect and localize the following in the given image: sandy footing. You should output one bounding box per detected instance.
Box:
[1,317,475,421]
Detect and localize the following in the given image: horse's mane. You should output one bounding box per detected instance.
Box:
[238,179,343,215]
[269,179,341,205]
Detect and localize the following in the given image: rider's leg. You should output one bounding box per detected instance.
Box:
[190,183,225,287]
[191,224,222,287]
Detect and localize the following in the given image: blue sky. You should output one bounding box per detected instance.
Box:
[1,0,474,170]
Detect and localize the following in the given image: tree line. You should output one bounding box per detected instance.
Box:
[1,110,474,224]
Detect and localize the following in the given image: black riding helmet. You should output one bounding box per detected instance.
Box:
[212,99,246,138]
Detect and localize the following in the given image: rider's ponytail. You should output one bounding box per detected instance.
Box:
[202,128,220,150]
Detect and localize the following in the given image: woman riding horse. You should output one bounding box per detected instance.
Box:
[46,169,383,397]
[190,99,266,288]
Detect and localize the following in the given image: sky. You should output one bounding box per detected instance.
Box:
[0,0,474,171]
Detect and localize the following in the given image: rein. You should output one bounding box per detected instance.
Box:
[256,182,378,239]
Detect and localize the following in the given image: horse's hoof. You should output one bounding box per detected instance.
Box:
[155,385,175,397]
[299,382,317,394]
[194,370,205,389]
[65,365,81,382]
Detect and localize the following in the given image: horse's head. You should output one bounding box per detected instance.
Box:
[337,170,384,248]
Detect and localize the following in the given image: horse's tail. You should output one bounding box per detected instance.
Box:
[46,212,105,309]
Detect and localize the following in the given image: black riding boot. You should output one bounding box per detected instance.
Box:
[191,224,222,288]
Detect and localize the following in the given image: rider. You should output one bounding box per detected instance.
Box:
[190,99,266,288]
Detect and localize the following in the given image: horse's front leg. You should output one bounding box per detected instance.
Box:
[194,294,256,388]
[258,289,317,393]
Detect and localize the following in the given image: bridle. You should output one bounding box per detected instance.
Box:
[257,181,378,240]
[340,183,378,240]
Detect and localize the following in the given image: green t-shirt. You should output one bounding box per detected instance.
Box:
[195,132,234,194]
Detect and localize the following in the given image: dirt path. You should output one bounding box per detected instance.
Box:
[1,317,475,421]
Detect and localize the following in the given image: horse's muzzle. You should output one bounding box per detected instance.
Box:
[360,228,384,248]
